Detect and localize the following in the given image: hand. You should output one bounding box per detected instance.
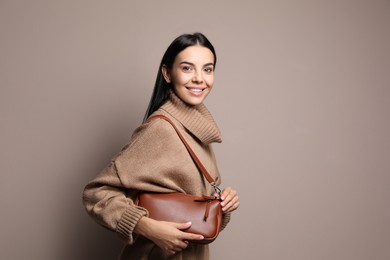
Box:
[216,187,239,213]
[134,217,204,256]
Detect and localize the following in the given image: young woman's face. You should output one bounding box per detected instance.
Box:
[162,45,215,106]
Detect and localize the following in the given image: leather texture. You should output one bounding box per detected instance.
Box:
[138,192,222,243]
[136,115,223,244]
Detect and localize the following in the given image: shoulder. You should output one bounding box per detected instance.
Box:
[135,113,177,139]
[120,113,179,151]
[113,118,174,161]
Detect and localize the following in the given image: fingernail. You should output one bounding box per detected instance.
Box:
[200,236,204,239]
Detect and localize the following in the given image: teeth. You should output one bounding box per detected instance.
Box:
[189,88,202,92]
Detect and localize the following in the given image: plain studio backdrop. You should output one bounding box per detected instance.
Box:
[1,1,389,259]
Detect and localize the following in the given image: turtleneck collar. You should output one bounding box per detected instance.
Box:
[159,91,222,144]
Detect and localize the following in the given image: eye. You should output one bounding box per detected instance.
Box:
[204,67,214,73]
[181,66,193,72]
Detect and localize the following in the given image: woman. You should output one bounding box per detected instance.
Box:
[83,32,239,259]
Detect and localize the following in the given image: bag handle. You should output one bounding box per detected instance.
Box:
[147,114,221,194]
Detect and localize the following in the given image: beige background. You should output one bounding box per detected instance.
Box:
[1,0,389,259]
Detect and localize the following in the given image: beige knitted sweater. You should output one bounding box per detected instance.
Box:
[83,92,231,259]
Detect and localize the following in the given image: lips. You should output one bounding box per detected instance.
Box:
[186,87,205,92]
[186,87,206,96]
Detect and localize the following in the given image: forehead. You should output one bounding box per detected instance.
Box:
[174,45,214,64]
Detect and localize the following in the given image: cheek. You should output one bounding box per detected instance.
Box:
[172,71,191,85]
[205,75,215,87]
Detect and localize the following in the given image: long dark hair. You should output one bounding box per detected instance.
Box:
[143,32,217,121]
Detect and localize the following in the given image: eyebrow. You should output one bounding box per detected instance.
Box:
[179,61,215,67]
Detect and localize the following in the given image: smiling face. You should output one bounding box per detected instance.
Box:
[162,45,215,106]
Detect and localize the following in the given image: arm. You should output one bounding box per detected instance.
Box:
[83,161,205,255]
[83,118,208,250]
[82,161,148,244]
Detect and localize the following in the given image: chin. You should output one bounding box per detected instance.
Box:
[175,88,211,106]
[184,99,204,106]
[184,95,209,106]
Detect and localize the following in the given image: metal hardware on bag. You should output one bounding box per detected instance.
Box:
[211,182,221,195]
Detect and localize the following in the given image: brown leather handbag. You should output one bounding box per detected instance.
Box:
[136,114,223,244]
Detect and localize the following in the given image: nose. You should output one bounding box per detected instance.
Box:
[192,70,203,83]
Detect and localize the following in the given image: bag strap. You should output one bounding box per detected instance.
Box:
[147,114,221,194]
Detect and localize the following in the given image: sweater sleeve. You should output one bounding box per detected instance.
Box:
[221,212,231,231]
[82,118,189,244]
[83,116,221,243]
[82,161,148,244]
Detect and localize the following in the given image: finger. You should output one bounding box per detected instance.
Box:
[166,240,186,254]
[223,199,240,212]
[222,195,239,212]
[172,221,192,230]
[223,200,239,212]
[221,187,236,201]
[225,193,239,205]
[221,190,237,206]
[175,240,190,250]
[220,187,231,200]
[181,232,204,241]
[166,250,176,257]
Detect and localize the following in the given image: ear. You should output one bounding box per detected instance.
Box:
[162,65,171,83]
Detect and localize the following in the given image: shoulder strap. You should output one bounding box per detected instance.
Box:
[147,114,220,193]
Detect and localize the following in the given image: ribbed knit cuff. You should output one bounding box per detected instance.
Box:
[221,211,231,231]
[116,206,148,244]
